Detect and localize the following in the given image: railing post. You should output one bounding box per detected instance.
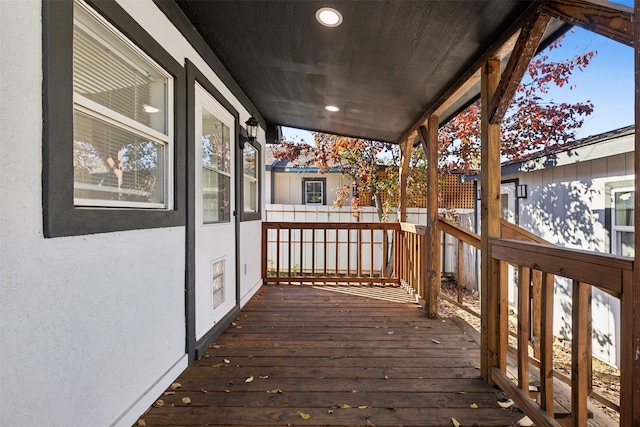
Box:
[262,223,268,280]
[418,117,440,318]
[517,266,531,396]
[480,58,502,383]
[540,273,555,416]
[628,4,640,423]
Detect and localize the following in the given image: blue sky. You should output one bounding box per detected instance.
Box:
[282,1,634,143]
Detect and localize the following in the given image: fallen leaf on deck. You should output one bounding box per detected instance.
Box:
[470,403,478,409]
[259,375,269,379]
[358,405,368,409]
[212,344,222,349]
[384,375,389,380]
[267,389,283,394]
[153,400,165,408]
[340,404,352,409]
[181,397,192,405]
[432,339,440,344]
[224,359,231,364]
[170,382,181,390]
[517,416,534,426]
[387,331,394,335]
[451,418,460,427]
[245,376,254,383]
[497,397,514,408]
[163,391,175,396]
[299,412,311,419]
[225,389,231,393]
[137,420,146,426]
[201,388,208,393]
[328,410,334,414]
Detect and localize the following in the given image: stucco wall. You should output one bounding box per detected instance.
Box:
[0,0,263,425]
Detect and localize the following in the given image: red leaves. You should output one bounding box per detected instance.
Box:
[439,37,596,173]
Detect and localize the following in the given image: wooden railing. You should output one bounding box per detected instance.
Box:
[397,222,428,301]
[438,216,628,425]
[262,221,432,302]
[489,239,633,427]
[261,222,400,285]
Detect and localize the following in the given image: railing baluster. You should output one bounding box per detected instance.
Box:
[571,280,591,426]
[357,229,362,278]
[276,227,281,279]
[335,228,339,280]
[518,265,531,395]
[457,238,464,304]
[369,228,374,280]
[311,228,315,277]
[540,273,554,416]
[347,228,351,279]
[323,228,327,279]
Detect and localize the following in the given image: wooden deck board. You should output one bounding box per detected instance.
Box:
[136,285,523,426]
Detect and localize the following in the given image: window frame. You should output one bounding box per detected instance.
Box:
[240,138,261,221]
[43,0,186,237]
[611,187,635,257]
[302,177,326,205]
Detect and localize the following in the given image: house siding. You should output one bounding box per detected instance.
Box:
[503,150,634,368]
[0,1,263,425]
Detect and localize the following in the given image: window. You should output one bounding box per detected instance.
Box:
[612,189,634,257]
[43,0,185,237]
[73,1,172,208]
[303,178,326,205]
[242,142,260,217]
[201,105,231,223]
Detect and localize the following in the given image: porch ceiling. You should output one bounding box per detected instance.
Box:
[175,0,565,143]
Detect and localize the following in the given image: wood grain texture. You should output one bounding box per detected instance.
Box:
[136,285,521,426]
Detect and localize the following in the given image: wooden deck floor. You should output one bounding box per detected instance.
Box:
[137,285,525,426]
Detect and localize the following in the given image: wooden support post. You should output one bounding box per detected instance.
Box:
[621,4,640,422]
[480,58,502,383]
[419,118,440,318]
[398,138,413,222]
[457,239,464,303]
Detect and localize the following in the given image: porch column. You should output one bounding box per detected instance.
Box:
[480,58,501,383]
[419,117,440,318]
[398,137,413,222]
[622,1,640,423]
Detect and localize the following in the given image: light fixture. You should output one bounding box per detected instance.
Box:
[325,105,340,112]
[143,104,160,113]
[315,7,343,27]
[516,184,528,199]
[242,115,259,149]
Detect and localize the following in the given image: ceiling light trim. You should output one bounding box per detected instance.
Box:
[316,7,343,27]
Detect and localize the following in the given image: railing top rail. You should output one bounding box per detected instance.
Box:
[437,216,480,248]
[399,222,427,236]
[490,238,633,297]
[499,218,551,245]
[263,221,400,231]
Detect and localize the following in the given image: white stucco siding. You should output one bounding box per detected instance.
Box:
[1,0,269,425]
[0,2,187,426]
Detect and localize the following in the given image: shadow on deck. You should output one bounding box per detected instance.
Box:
[137,284,525,426]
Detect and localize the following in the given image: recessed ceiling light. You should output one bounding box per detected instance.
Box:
[325,105,340,112]
[316,7,343,27]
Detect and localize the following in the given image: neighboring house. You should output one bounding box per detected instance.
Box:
[467,125,635,367]
[265,149,351,206]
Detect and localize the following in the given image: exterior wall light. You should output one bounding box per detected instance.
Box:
[516,184,528,199]
[242,115,259,148]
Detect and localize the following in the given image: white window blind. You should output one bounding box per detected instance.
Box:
[72,1,172,208]
[243,144,258,213]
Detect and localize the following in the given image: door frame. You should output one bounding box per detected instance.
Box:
[186,60,241,361]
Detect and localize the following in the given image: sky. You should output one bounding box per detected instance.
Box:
[281,0,634,144]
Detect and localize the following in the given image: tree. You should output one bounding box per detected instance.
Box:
[272,133,430,221]
[439,34,596,174]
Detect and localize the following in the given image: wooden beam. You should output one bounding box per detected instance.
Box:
[621,1,640,423]
[418,119,440,318]
[398,138,413,222]
[543,0,632,47]
[480,58,502,383]
[488,13,551,124]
